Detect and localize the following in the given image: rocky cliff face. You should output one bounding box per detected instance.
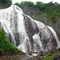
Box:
[0,5,60,55]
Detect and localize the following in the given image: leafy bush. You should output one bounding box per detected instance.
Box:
[0,29,19,53]
[44,56,52,60]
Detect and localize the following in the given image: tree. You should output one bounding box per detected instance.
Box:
[36,2,46,12]
[19,1,34,7]
[15,3,20,7]
[0,0,12,6]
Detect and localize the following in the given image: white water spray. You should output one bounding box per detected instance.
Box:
[0,5,59,55]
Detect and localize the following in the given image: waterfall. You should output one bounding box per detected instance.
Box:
[47,26,60,49]
[0,5,60,55]
[0,20,16,45]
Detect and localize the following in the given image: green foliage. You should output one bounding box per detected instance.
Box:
[15,3,20,7]
[15,1,34,8]
[49,11,57,23]
[36,2,46,12]
[44,56,52,60]
[0,0,12,4]
[43,49,60,60]
[0,0,12,7]
[0,29,19,53]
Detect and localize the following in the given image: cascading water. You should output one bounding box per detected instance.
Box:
[0,5,60,55]
[47,26,60,49]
